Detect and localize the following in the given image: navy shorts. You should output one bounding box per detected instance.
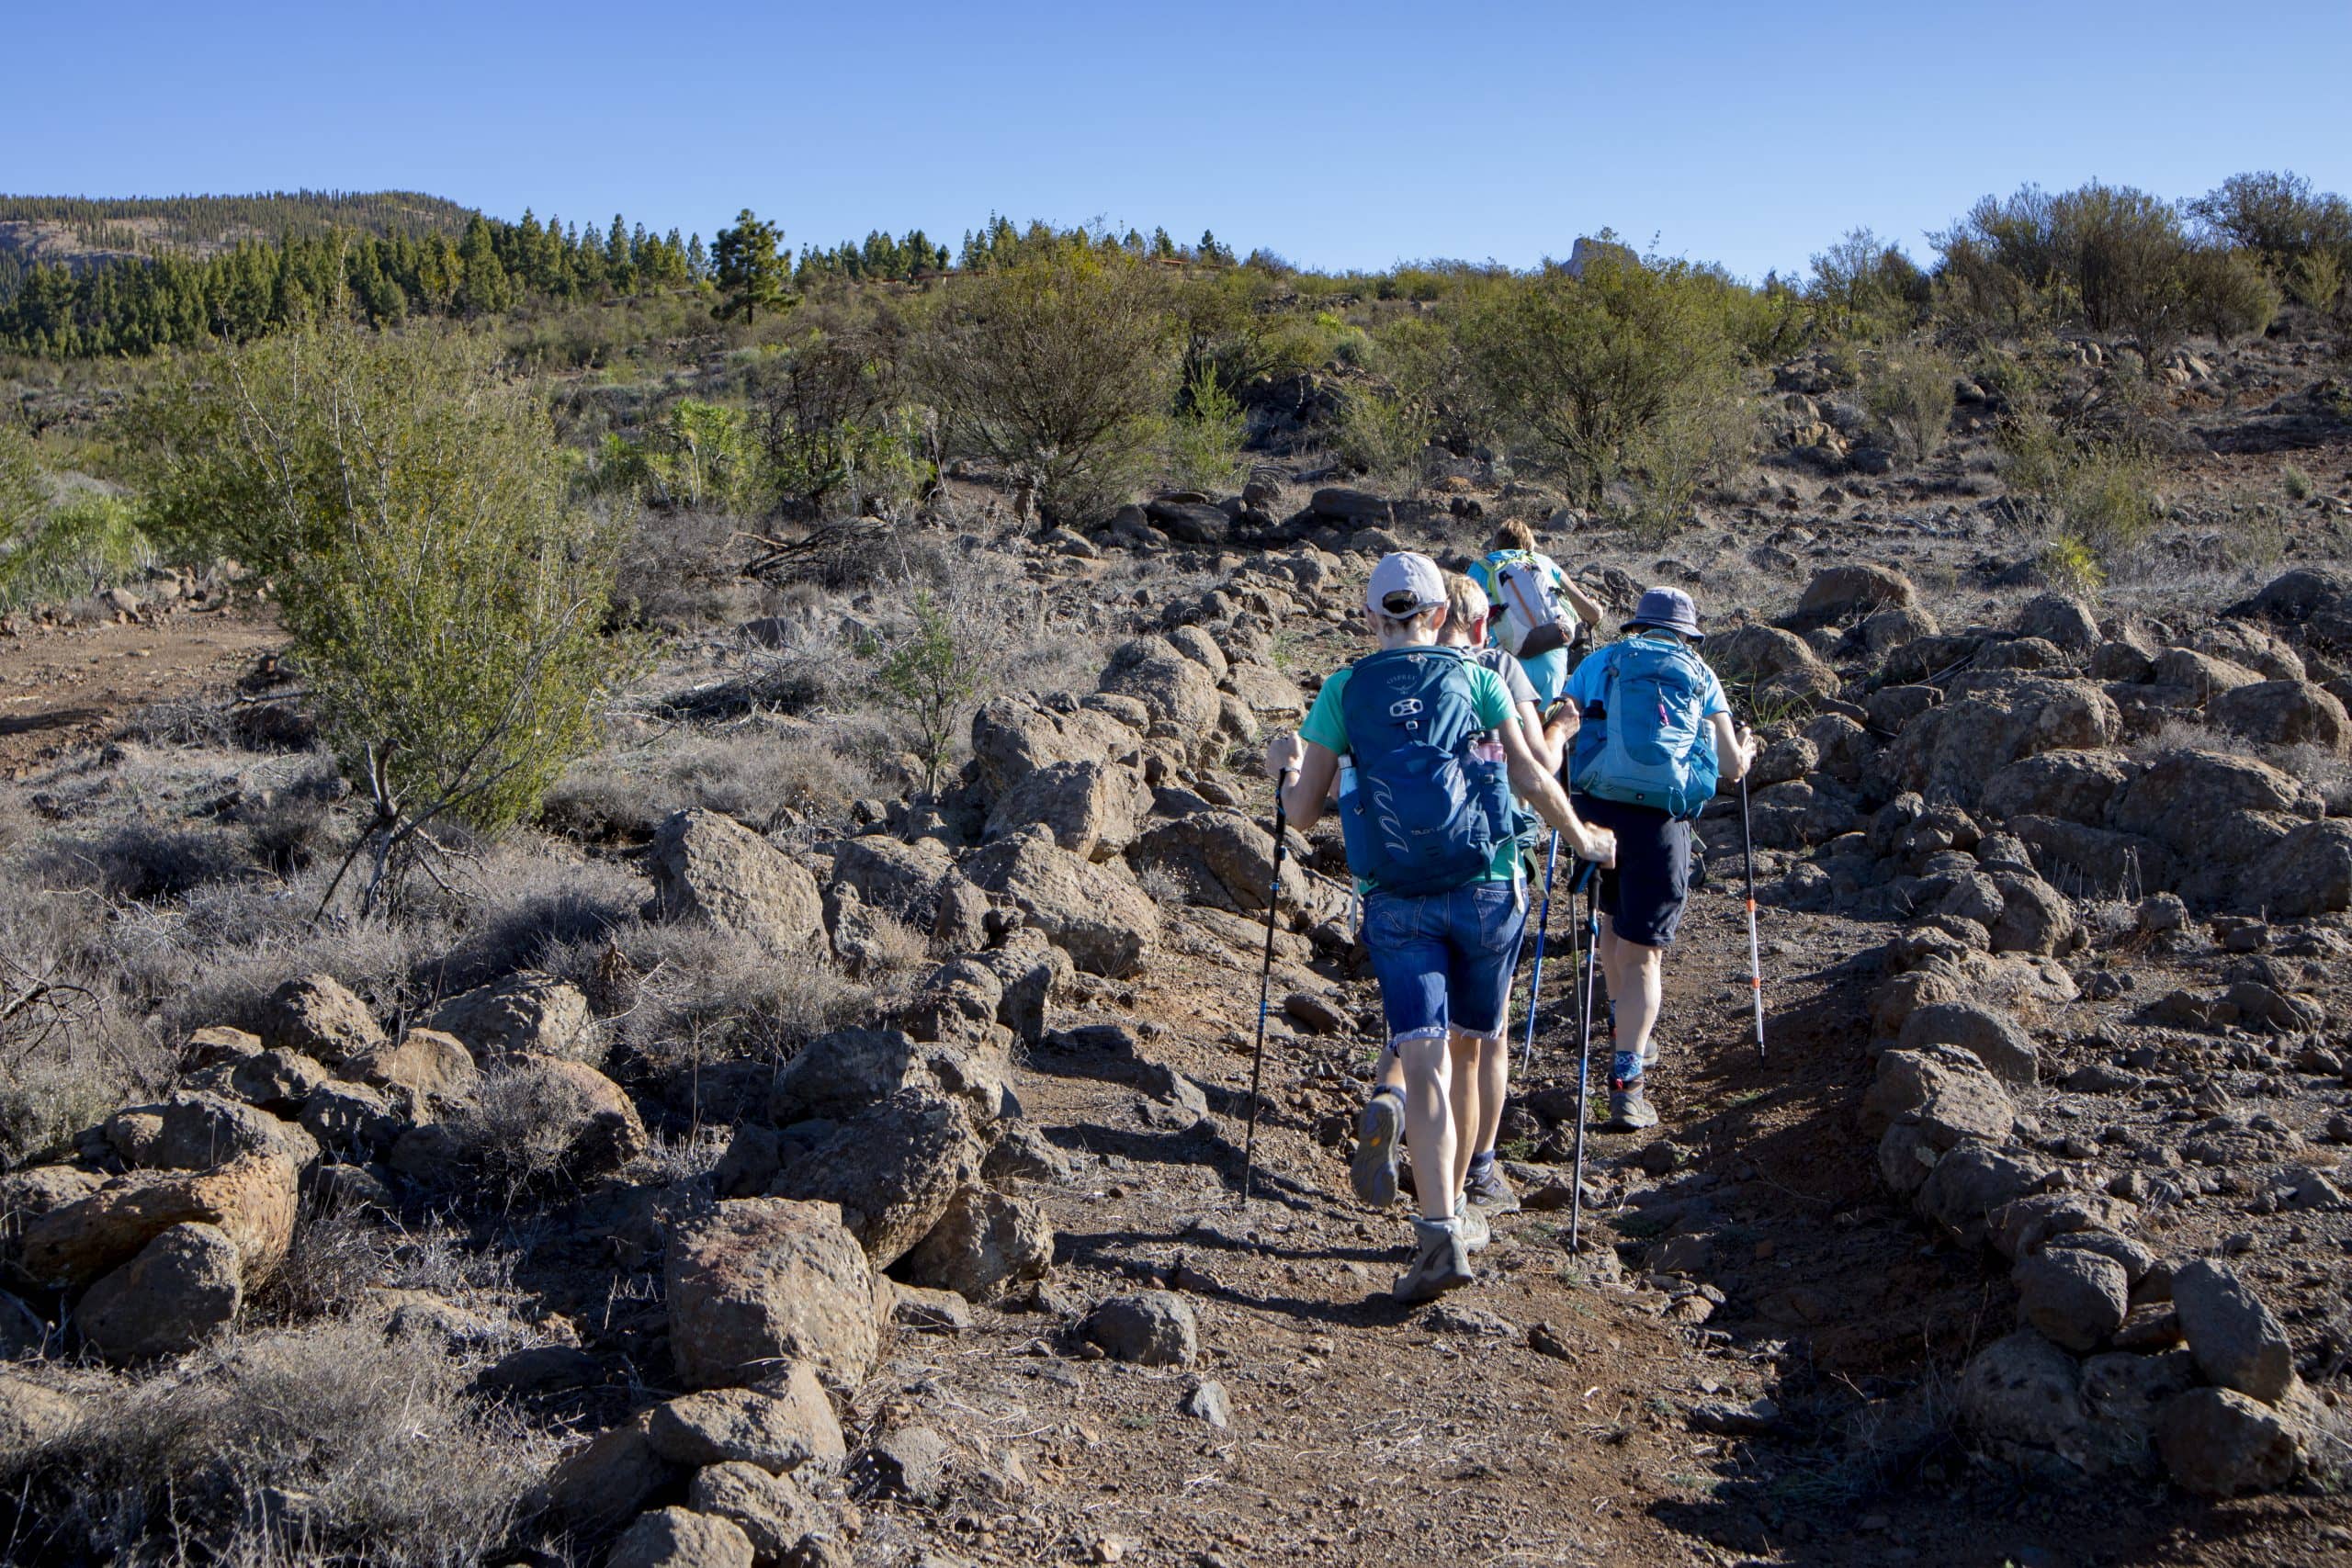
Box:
[1362,881,1528,1042]
[1573,794,1693,949]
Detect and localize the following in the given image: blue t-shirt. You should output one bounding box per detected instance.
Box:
[1564,633,1732,785]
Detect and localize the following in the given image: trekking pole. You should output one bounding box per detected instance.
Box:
[1519,830,1561,1074]
[1739,767,1766,1066]
[1567,863,1600,1258]
[1238,776,1293,1207]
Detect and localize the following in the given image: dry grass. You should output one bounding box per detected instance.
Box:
[542,723,885,840]
[0,1319,553,1566]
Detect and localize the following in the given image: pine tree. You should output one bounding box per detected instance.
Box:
[685,233,709,282]
[711,209,794,325]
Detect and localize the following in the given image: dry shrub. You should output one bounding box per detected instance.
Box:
[0,1320,552,1566]
[28,819,256,902]
[557,923,873,1071]
[425,839,646,995]
[541,726,883,841]
[0,875,171,1166]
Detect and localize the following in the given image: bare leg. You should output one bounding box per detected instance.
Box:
[1395,1030,1456,1223]
[1473,1032,1509,1154]
[1614,939,1664,1061]
[1446,1030,1485,1201]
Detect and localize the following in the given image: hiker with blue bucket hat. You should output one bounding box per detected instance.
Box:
[1265,552,1615,1303]
[1563,585,1755,1131]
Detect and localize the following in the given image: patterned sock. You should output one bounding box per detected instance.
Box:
[1612,1050,1643,1083]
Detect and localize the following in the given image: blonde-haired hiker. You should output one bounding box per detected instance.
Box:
[1477,518,1604,706]
[1266,553,1613,1302]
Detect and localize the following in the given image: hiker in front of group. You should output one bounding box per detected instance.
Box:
[1354,570,1570,1218]
[1563,586,1753,1132]
[1477,518,1605,705]
[1266,552,1614,1303]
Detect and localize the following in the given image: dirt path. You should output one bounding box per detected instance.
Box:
[0,604,282,776]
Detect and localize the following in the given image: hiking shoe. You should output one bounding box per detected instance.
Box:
[1393,1218,1474,1303]
[1639,1034,1660,1067]
[1465,1163,1521,1214]
[1350,1093,1402,1208]
[1453,1197,1493,1253]
[1606,1079,1660,1131]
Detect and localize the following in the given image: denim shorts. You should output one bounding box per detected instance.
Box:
[1362,880,1528,1042]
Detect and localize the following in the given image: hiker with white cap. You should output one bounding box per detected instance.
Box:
[1265,552,1614,1302]
[1352,570,1569,1217]
[1562,585,1754,1131]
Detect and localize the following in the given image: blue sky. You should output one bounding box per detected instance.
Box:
[6,1,2349,281]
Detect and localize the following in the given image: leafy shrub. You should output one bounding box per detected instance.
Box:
[747,332,932,519]
[1863,353,1959,462]
[1332,386,1430,483]
[1459,250,1749,512]
[2185,171,2352,267]
[0,487,153,610]
[129,326,638,905]
[2002,413,2161,573]
[1808,229,1931,340]
[591,398,759,513]
[1164,366,1247,492]
[917,244,1171,525]
[867,587,988,797]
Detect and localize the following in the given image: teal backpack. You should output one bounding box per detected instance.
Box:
[1336,647,1513,896]
[1569,635,1718,818]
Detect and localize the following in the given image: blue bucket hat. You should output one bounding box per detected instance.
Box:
[1624,585,1704,641]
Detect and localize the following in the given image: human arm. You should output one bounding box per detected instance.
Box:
[1265,732,1339,828]
[1710,711,1756,783]
[1556,570,1605,628]
[1499,711,1612,863]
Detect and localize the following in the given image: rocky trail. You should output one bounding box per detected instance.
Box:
[5,335,2352,1566]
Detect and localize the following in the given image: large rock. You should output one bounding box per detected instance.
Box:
[2012,1247,2130,1353]
[2154,1388,2304,1496]
[1959,1329,2085,1459]
[667,1199,883,1389]
[2082,1348,2199,1474]
[2248,818,2352,917]
[968,697,1139,799]
[650,808,823,953]
[1710,624,1840,706]
[112,1091,319,1173]
[1097,637,1224,750]
[1083,1292,1199,1366]
[688,1462,826,1564]
[770,1091,984,1269]
[2152,647,2263,698]
[1885,676,2120,806]
[1788,563,1916,630]
[213,1047,330,1114]
[984,758,1149,862]
[1861,1044,2015,1143]
[828,834,956,926]
[74,1222,243,1360]
[1979,750,2131,827]
[1125,810,1310,915]
[259,973,384,1064]
[2172,1260,2296,1404]
[1895,1003,2039,1089]
[963,825,1159,977]
[1224,663,1310,723]
[646,1364,845,1474]
[343,1028,479,1104]
[2114,750,2303,854]
[18,1152,297,1290]
[608,1507,754,1568]
[2015,593,2100,652]
[769,1026,1006,1129]
[1916,1144,2048,1247]
[300,1079,405,1159]
[532,1412,671,1531]
[2209,679,2351,753]
[900,1184,1055,1301]
[425,972,592,1060]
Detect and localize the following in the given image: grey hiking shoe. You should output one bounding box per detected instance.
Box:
[1606,1078,1660,1131]
[1351,1092,1402,1208]
[1639,1033,1660,1067]
[1465,1163,1520,1214]
[1453,1196,1492,1253]
[1393,1218,1473,1302]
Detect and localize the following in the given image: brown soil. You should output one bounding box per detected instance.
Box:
[0,602,282,776]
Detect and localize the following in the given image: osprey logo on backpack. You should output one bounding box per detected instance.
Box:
[1336,647,1512,896]
[1571,637,1718,818]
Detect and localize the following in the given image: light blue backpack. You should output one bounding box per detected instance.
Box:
[1570,636,1718,818]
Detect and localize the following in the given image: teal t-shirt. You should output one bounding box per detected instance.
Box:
[1301,654,1522,885]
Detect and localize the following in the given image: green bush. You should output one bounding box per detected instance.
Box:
[866,587,988,797]
[129,326,636,903]
[917,244,1170,525]
[1165,365,1247,493]
[2186,171,2352,267]
[747,332,932,519]
[1863,353,1958,463]
[2001,412,2161,572]
[1808,229,1931,341]
[1459,249,1749,511]
[0,431,156,608]
[591,398,759,513]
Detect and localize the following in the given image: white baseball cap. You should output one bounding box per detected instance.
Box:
[1366,552,1446,619]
